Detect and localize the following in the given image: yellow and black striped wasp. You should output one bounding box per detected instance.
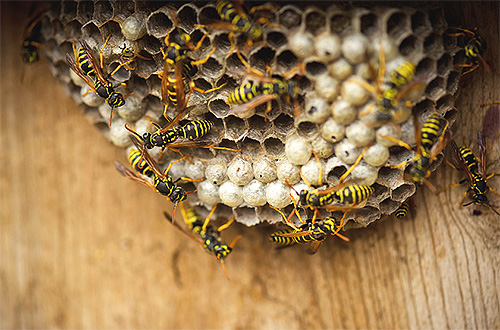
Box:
[208,0,277,53]
[163,203,241,280]
[20,4,46,65]
[228,49,303,119]
[443,104,500,215]
[98,36,152,77]
[115,135,199,215]
[446,27,490,76]
[381,112,451,193]
[66,39,128,126]
[350,41,423,126]
[270,204,349,255]
[159,8,218,112]
[287,148,374,217]
[394,198,417,219]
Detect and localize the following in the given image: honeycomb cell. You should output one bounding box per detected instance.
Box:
[267,31,288,49]
[184,158,206,181]
[386,11,408,40]
[328,58,353,81]
[117,95,144,122]
[276,159,300,185]
[93,1,113,26]
[227,157,253,186]
[311,136,334,159]
[253,157,277,183]
[198,180,221,205]
[147,11,173,39]
[266,181,292,209]
[304,97,330,123]
[345,121,375,147]
[341,34,369,64]
[314,33,341,62]
[243,180,267,207]
[363,144,390,167]
[341,77,371,106]
[360,13,378,36]
[331,99,357,125]
[288,31,315,58]
[81,85,104,107]
[350,162,379,186]
[122,14,147,41]
[296,120,319,140]
[305,9,326,36]
[109,118,132,148]
[334,139,363,164]
[263,137,285,159]
[285,135,311,165]
[300,157,324,187]
[321,117,345,143]
[278,5,302,29]
[399,34,418,57]
[219,181,244,207]
[313,76,339,102]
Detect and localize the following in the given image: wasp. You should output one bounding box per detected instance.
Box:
[287,147,374,215]
[228,49,302,119]
[21,5,46,65]
[211,1,277,53]
[128,147,154,177]
[381,112,451,192]
[350,41,423,125]
[98,36,152,77]
[115,136,199,216]
[446,27,490,76]
[159,9,217,112]
[163,203,242,280]
[442,105,500,215]
[66,39,127,126]
[270,205,349,254]
[394,198,416,219]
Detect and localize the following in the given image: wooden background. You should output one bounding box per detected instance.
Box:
[1,2,499,329]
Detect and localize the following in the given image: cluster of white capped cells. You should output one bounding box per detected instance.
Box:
[41,2,462,226]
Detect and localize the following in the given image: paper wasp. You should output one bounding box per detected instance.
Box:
[287,148,374,214]
[394,198,417,219]
[443,104,500,215]
[160,8,217,112]
[381,112,450,193]
[98,36,152,77]
[211,0,277,53]
[163,203,241,280]
[21,5,46,65]
[350,41,423,126]
[446,27,490,76]
[228,49,302,119]
[66,39,127,126]
[115,135,200,215]
[270,205,349,255]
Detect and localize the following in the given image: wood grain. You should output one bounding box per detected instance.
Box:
[1,2,499,329]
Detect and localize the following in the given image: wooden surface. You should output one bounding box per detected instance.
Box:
[1,2,499,329]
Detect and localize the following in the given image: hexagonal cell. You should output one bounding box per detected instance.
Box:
[296,120,319,139]
[411,11,430,35]
[248,115,271,139]
[360,13,378,36]
[392,183,415,202]
[273,113,294,134]
[263,137,285,159]
[278,5,302,29]
[399,34,418,57]
[425,77,445,100]
[140,35,163,55]
[212,33,232,55]
[249,47,276,72]
[224,115,247,140]
[61,1,77,23]
[326,164,348,184]
[386,12,408,40]
[92,1,113,25]
[201,57,224,79]
[446,71,461,94]
[111,1,135,19]
[242,137,263,159]
[436,95,455,113]
[147,11,173,39]
[305,60,328,78]
[423,33,443,56]
[415,57,437,81]
[208,99,230,118]
[305,9,326,36]
[379,198,400,215]
[276,50,299,73]
[266,31,287,49]
[428,8,445,29]
[177,5,198,32]
[81,21,101,41]
[329,13,351,35]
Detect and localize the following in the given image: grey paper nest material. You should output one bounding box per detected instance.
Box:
[40,1,462,227]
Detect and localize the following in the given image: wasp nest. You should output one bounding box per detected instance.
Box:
[40,1,462,227]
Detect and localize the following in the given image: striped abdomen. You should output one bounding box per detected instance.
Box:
[395,201,410,218]
[228,82,261,104]
[77,47,95,76]
[333,185,374,206]
[128,148,153,177]
[421,113,444,149]
[176,120,213,140]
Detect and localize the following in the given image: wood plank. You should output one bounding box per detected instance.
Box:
[1,1,499,329]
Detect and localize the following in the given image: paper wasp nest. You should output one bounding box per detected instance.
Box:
[40,1,462,227]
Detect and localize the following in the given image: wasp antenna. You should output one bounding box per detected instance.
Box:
[220,259,230,281]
